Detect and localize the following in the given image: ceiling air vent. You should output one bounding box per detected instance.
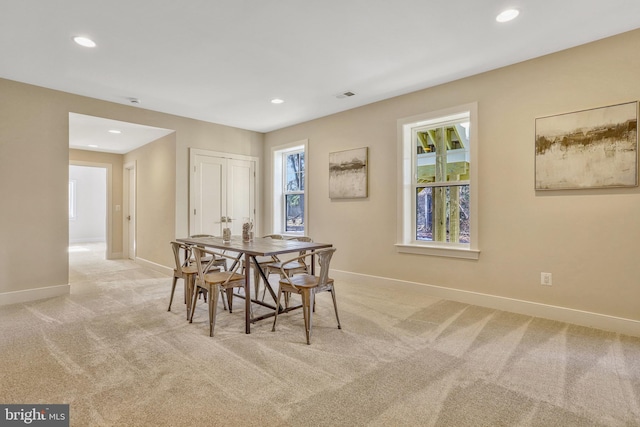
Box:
[336,91,355,99]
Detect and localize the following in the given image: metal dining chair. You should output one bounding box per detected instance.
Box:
[272,247,341,345]
[264,236,313,304]
[168,241,198,320]
[190,246,246,337]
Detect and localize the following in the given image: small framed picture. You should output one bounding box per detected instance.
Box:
[329,147,368,199]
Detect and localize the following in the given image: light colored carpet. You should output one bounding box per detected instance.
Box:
[0,243,639,426]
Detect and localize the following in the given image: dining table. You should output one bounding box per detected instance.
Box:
[176,235,332,333]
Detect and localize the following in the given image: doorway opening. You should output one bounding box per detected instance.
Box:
[68,163,110,283]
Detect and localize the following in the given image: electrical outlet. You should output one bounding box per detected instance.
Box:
[541,272,552,286]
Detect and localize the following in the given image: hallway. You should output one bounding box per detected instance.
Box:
[68,242,165,294]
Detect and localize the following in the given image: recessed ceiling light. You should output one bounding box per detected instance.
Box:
[496,9,519,23]
[88,144,99,148]
[271,98,284,104]
[73,36,96,48]
[108,129,121,134]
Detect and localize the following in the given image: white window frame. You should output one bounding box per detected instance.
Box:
[396,103,479,259]
[272,139,308,236]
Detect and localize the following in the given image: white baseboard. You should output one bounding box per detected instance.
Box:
[0,284,70,307]
[69,238,105,243]
[135,257,173,276]
[331,270,640,338]
[108,252,123,260]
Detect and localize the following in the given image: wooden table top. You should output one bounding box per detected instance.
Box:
[176,236,332,257]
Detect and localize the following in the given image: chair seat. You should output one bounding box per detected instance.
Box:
[180,265,198,275]
[204,271,245,287]
[280,274,334,289]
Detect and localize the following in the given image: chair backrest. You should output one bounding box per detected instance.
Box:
[316,248,336,286]
[193,246,243,284]
[189,235,215,259]
[288,236,313,257]
[171,241,191,275]
[192,246,208,283]
[288,236,312,242]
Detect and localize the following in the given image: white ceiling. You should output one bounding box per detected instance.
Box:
[3,1,640,152]
[69,113,174,154]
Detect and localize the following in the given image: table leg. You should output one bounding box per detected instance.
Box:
[250,255,281,309]
[244,252,251,334]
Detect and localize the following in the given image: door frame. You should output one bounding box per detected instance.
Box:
[189,148,260,236]
[123,161,136,260]
[68,161,113,259]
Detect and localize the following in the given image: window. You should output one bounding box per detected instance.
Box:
[284,150,305,232]
[397,103,479,259]
[69,179,77,220]
[272,140,308,235]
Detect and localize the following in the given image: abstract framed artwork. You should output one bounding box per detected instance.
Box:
[329,147,368,199]
[535,101,638,190]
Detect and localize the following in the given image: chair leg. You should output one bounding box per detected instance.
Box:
[226,287,234,313]
[220,288,228,311]
[271,288,284,332]
[189,283,199,323]
[330,287,341,329]
[302,289,313,345]
[276,274,290,308]
[260,269,269,302]
[284,291,290,308]
[185,273,195,320]
[209,284,219,337]
[168,276,178,311]
[183,277,187,304]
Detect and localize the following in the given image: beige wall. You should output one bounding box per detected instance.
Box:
[0,78,263,302]
[69,149,124,258]
[264,29,640,324]
[0,82,69,295]
[124,134,176,267]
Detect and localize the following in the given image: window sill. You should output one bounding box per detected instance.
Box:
[395,243,480,260]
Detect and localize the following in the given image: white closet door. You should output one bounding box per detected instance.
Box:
[226,158,255,235]
[190,149,256,237]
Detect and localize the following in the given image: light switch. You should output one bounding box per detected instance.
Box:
[115,205,121,212]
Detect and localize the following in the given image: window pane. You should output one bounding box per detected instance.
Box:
[286,153,302,191]
[416,185,469,243]
[299,152,305,190]
[415,122,470,184]
[285,194,304,232]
